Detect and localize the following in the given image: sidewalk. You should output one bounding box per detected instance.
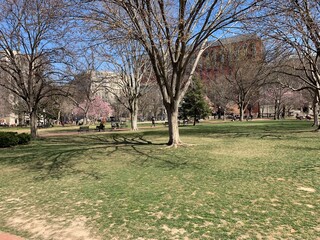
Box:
[0,232,24,240]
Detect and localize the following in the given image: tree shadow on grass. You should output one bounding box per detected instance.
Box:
[177,123,316,141]
[0,133,195,181]
[83,134,197,170]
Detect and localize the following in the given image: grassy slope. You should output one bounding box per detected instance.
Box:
[0,120,319,239]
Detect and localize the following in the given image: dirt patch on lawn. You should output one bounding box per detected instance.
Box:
[297,186,316,193]
[7,211,101,240]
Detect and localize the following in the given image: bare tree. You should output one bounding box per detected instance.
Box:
[66,49,112,125]
[0,0,71,138]
[202,73,229,118]
[84,0,258,146]
[224,48,267,121]
[40,94,74,126]
[139,82,164,121]
[105,41,151,131]
[204,38,268,121]
[68,71,98,125]
[253,0,320,129]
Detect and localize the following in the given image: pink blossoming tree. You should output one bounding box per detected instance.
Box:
[73,96,113,124]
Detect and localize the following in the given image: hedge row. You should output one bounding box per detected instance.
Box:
[0,132,31,148]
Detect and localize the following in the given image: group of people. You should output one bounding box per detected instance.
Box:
[97,117,156,130]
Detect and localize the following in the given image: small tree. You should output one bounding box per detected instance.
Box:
[139,82,164,120]
[224,44,268,121]
[105,41,151,131]
[72,96,113,123]
[67,48,112,125]
[180,78,210,125]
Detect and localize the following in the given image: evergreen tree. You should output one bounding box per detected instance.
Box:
[180,78,211,126]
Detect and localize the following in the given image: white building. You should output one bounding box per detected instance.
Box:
[90,71,121,104]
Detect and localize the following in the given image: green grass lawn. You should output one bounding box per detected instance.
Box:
[0,120,319,239]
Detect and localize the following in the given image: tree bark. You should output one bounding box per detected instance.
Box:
[57,110,61,125]
[281,105,286,119]
[130,99,139,131]
[84,112,89,125]
[313,94,319,127]
[239,102,244,121]
[274,100,280,120]
[314,105,319,127]
[165,103,181,146]
[30,110,38,138]
[257,102,262,118]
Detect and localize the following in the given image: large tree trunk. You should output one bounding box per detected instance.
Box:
[313,93,319,129]
[312,101,319,126]
[274,100,280,120]
[239,102,245,121]
[30,110,38,138]
[257,102,262,118]
[130,100,139,131]
[84,111,89,125]
[57,110,61,125]
[165,102,181,146]
[281,105,286,119]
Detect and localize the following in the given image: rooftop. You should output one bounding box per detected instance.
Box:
[208,34,261,47]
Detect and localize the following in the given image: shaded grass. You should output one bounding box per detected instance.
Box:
[0,120,319,239]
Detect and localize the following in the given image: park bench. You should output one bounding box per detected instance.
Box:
[96,122,105,132]
[180,119,189,125]
[164,120,189,126]
[96,125,105,131]
[305,115,312,120]
[111,122,119,129]
[111,121,128,129]
[78,126,89,132]
[96,124,105,132]
[119,122,128,128]
[246,115,253,121]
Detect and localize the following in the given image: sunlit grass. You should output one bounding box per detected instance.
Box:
[0,120,319,239]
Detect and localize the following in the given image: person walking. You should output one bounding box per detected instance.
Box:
[151,116,156,127]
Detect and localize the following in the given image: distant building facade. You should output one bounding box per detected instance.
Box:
[0,51,25,126]
[199,34,264,79]
[197,34,264,116]
[90,71,121,104]
[0,86,18,126]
